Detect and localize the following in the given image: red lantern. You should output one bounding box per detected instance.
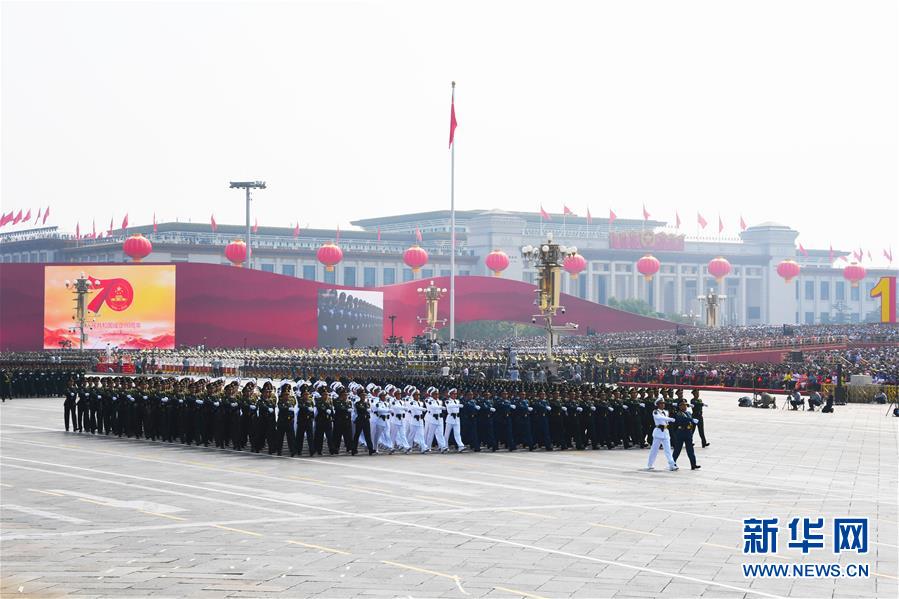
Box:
[708,257,731,283]
[776,259,801,283]
[563,253,587,280]
[122,234,152,262]
[636,254,660,282]
[225,239,247,267]
[317,242,343,272]
[843,263,866,288]
[403,245,429,273]
[485,249,510,277]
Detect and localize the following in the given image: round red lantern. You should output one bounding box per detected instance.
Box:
[563,253,587,280]
[776,259,801,283]
[485,249,510,277]
[122,234,152,262]
[708,257,731,283]
[636,254,660,282]
[403,245,429,273]
[225,239,247,267]
[317,242,343,272]
[843,263,866,288]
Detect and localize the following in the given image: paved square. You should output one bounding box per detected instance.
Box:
[1,392,896,598]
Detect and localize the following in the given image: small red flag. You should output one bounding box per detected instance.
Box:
[75,222,81,240]
[718,215,724,234]
[35,208,42,224]
[92,220,96,238]
[867,249,872,261]
[798,242,808,257]
[43,206,50,225]
[12,209,23,224]
[586,208,592,225]
[210,214,217,232]
[697,212,707,229]
[675,211,681,229]
[415,226,422,242]
[121,214,129,232]
[108,218,114,236]
[0,211,12,226]
[540,206,551,221]
[642,204,650,221]
[336,224,341,242]
[740,215,747,231]
[829,244,834,263]
[23,208,31,222]
[377,226,382,241]
[449,83,458,148]
[885,247,893,263]
[153,213,158,233]
[252,218,259,234]
[293,222,300,238]
[609,209,617,224]
[563,205,574,216]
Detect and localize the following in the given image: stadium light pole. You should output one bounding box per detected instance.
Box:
[229,180,266,269]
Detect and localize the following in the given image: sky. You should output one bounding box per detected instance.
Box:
[2,0,897,265]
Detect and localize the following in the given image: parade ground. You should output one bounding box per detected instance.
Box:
[1,391,896,599]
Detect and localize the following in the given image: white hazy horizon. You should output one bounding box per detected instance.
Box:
[2,1,897,265]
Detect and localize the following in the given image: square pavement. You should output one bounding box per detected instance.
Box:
[1,392,896,598]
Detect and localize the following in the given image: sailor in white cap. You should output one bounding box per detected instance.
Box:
[647,397,678,471]
[424,387,448,453]
[443,387,466,452]
[389,386,411,454]
[371,387,391,454]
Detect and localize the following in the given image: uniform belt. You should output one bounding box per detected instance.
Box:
[413,415,421,420]
[379,415,388,420]
[656,425,666,430]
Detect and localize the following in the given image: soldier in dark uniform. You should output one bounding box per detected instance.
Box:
[313,390,334,456]
[296,386,317,456]
[64,377,78,431]
[672,398,700,470]
[0,369,11,402]
[461,390,480,451]
[514,392,536,451]
[496,391,515,451]
[478,394,498,452]
[532,391,553,451]
[330,387,353,455]
[350,388,374,456]
[259,381,277,454]
[275,383,298,456]
[690,389,709,447]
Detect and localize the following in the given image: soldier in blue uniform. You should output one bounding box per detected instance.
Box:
[672,398,701,470]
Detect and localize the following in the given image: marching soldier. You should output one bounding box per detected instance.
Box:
[443,388,466,452]
[351,387,375,455]
[276,382,298,456]
[672,398,700,470]
[690,389,709,447]
[331,387,354,455]
[647,397,678,471]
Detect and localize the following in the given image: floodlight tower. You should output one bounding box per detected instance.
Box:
[64,273,96,352]
[417,281,448,341]
[228,180,266,269]
[521,233,580,365]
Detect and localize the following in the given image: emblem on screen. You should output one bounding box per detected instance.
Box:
[87,277,135,313]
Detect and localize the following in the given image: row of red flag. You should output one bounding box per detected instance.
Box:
[0,207,51,228]
[539,204,747,234]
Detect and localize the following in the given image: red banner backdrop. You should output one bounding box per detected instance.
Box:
[1,263,678,350]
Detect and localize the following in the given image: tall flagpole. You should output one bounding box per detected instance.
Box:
[449,81,456,352]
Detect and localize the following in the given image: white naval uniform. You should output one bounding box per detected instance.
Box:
[647,408,677,470]
[424,397,448,451]
[389,397,411,451]
[372,398,392,451]
[443,398,465,450]
[407,398,427,452]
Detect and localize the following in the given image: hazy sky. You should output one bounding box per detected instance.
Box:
[2,1,897,264]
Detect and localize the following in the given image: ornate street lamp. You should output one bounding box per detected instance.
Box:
[698,288,727,328]
[417,281,447,341]
[521,232,580,365]
[64,273,97,351]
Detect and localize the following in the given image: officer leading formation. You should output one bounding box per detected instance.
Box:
[51,372,709,468]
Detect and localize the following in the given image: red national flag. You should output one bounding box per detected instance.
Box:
[642,204,650,221]
[75,222,81,240]
[12,209,23,224]
[867,249,872,261]
[336,224,341,242]
[540,206,551,221]
[885,247,893,263]
[35,208,42,224]
[293,222,300,238]
[609,209,617,224]
[23,208,31,222]
[697,212,707,229]
[448,84,458,148]
[43,206,50,225]
[108,218,114,236]
[675,211,681,229]
[0,211,11,226]
[586,208,592,225]
[153,213,158,233]
[798,243,808,257]
[718,215,724,234]
[92,220,96,238]
[210,214,217,232]
[856,248,863,262]
[415,226,422,242]
[377,226,382,241]
[838,255,848,262]
[829,244,834,263]
[740,215,747,231]
[563,205,574,216]
[252,218,259,234]
[121,214,129,232]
